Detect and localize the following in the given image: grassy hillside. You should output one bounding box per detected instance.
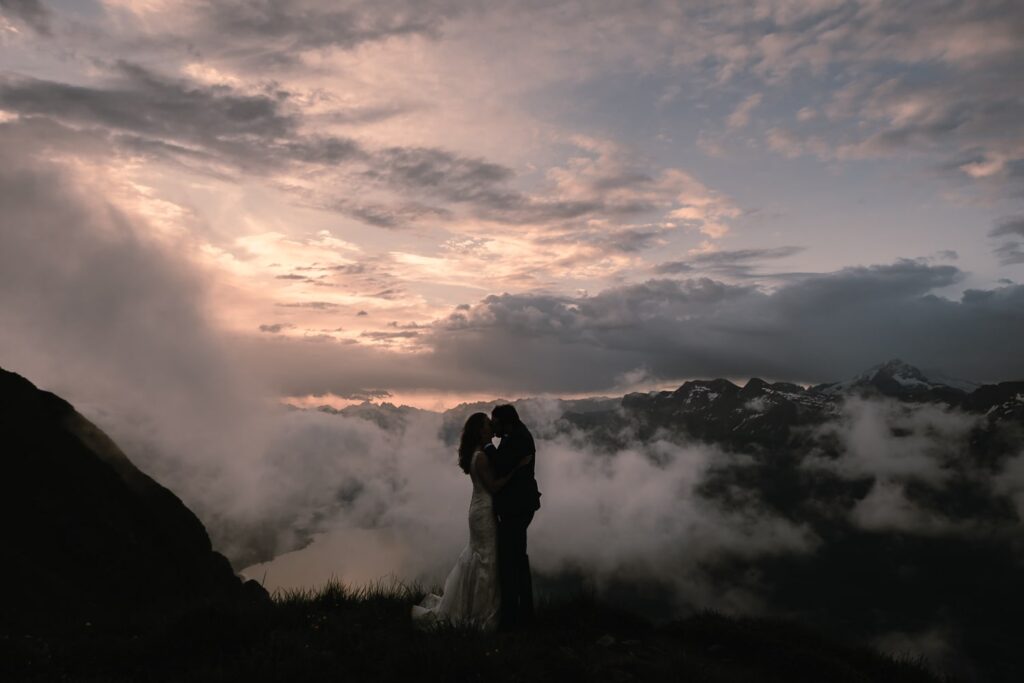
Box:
[3,579,953,683]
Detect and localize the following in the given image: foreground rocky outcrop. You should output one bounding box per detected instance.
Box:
[0,367,265,632]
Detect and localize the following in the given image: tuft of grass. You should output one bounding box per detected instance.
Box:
[274,574,424,608]
[1,580,957,683]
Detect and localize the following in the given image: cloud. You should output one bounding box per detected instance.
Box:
[259,323,294,333]
[11,1,1024,206]
[0,66,502,227]
[229,259,1024,398]
[0,63,735,243]
[850,479,959,535]
[424,260,1019,388]
[102,0,461,69]
[990,217,1024,239]
[655,246,806,278]
[544,137,745,239]
[993,242,1024,266]
[239,409,818,616]
[0,63,322,175]
[0,0,51,35]
[276,301,343,310]
[771,54,1024,194]
[804,398,980,488]
[989,217,1024,265]
[993,452,1024,520]
[360,330,420,340]
[693,247,805,264]
[727,93,762,128]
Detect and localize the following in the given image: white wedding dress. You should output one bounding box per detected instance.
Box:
[411,449,500,631]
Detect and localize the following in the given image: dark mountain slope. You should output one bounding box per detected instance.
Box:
[0,366,263,632]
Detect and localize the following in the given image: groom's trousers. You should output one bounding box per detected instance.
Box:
[497,510,535,629]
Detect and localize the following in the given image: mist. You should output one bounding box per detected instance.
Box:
[240,408,819,617]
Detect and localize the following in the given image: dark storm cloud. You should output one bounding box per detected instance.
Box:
[993,242,1024,265]
[990,217,1024,239]
[989,217,1024,265]
[357,146,595,223]
[692,247,805,264]
[654,246,805,277]
[0,62,294,138]
[654,261,694,274]
[0,0,51,35]
[0,63,318,174]
[357,145,661,225]
[405,260,1019,392]
[242,259,1018,395]
[370,146,513,195]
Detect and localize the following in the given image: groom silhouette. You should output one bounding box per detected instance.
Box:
[486,404,540,631]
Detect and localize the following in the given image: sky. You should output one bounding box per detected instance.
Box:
[2,0,1024,409]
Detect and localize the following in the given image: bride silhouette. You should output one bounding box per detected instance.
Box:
[411,412,532,631]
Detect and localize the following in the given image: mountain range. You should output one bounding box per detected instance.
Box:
[316,360,1024,680]
[322,359,1023,454]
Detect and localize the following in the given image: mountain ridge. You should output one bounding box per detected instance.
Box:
[0,366,267,632]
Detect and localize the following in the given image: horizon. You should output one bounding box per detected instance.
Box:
[284,358,993,412]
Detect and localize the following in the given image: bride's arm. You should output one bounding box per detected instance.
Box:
[473,450,529,494]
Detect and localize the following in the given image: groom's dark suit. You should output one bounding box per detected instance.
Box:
[486,421,540,630]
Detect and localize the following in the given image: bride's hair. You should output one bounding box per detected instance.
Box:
[458,412,488,474]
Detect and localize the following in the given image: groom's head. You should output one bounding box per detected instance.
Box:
[490,404,520,436]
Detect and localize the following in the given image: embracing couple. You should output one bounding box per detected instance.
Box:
[411,404,541,632]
